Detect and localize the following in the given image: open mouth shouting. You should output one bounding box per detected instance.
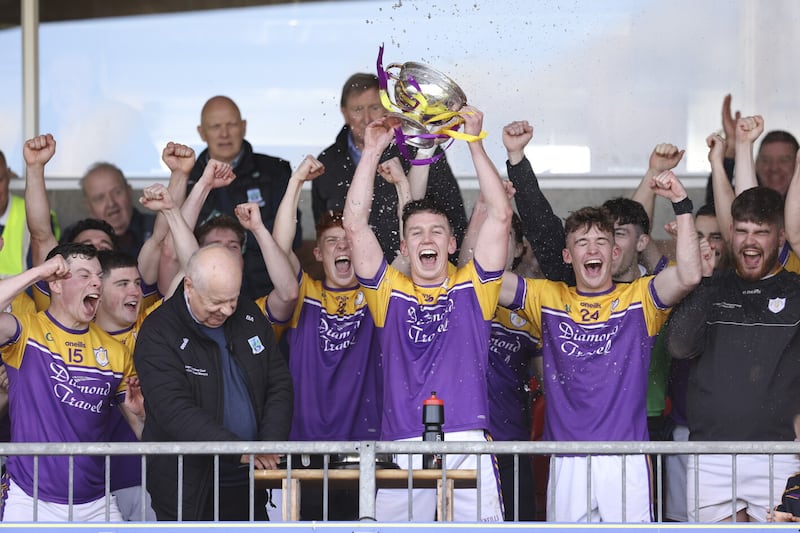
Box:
[334,254,352,275]
[419,248,438,267]
[83,292,101,318]
[584,259,602,276]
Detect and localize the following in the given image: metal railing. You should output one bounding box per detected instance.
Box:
[1,440,797,523]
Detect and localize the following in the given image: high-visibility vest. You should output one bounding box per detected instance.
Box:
[0,195,60,277]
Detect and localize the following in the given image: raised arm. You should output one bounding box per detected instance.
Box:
[707,133,734,242]
[235,202,298,321]
[157,160,235,294]
[273,155,324,254]
[0,255,70,344]
[632,143,684,273]
[632,143,685,223]
[651,171,702,306]
[23,134,58,267]
[503,120,572,283]
[139,183,198,298]
[342,119,396,279]
[784,151,800,252]
[464,107,512,271]
[703,94,739,205]
[458,181,516,268]
[733,115,764,195]
[137,142,195,285]
[377,156,415,274]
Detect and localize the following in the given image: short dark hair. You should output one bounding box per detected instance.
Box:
[316,210,344,241]
[195,214,246,249]
[760,130,799,154]
[97,250,138,275]
[564,206,615,238]
[731,187,784,227]
[401,198,452,235]
[602,197,650,235]
[695,203,716,218]
[60,218,117,248]
[340,73,379,108]
[46,242,98,262]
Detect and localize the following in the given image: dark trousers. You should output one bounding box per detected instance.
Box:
[202,484,269,521]
[497,454,537,521]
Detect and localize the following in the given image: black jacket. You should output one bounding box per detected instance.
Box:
[507,156,574,284]
[134,281,293,520]
[188,140,300,299]
[312,125,468,263]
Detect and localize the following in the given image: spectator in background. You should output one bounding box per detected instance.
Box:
[188,95,300,300]
[72,162,155,257]
[704,94,798,205]
[313,72,468,263]
[0,149,59,278]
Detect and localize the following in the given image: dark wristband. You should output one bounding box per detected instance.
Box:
[672,197,694,216]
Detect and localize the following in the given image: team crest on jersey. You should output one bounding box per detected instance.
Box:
[510,312,527,328]
[611,299,620,311]
[93,347,109,367]
[355,291,365,306]
[768,297,786,314]
[248,336,265,354]
[564,304,571,313]
[423,293,434,303]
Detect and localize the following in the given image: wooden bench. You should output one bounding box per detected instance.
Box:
[255,468,477,521]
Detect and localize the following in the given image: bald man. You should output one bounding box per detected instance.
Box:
[187,96,301,300]
[133,244,293,521]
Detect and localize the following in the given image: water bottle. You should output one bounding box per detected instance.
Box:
[422,391,444,469]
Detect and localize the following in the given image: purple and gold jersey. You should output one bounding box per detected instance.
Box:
[512,276,669,442]
[358,259,503,441]
[780,242,800,274]
[1,311,134,504]
[106,298,161,492]
[488,306,540,441]
[262,271,382,441]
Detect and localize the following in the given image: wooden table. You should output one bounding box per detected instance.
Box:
[255,468,477,521]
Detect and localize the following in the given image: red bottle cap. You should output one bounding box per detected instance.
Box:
[423,391,444,406]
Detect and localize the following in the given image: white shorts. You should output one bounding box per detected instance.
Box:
[113,485,156,521]
[547,455,652,522]
[375,429,504,522]
[686,453,799,522]
[664,424,689,521]
[2,478,123,522]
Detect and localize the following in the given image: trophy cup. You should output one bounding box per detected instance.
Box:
[377,46,485,162]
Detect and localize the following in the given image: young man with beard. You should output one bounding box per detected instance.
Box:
[499,170,701,522]
[343,107,511,522]
[0,243,142,521]
[665,186,800,522]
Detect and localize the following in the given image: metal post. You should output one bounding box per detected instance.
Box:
[21,0,39,144]
[358,441,377,520]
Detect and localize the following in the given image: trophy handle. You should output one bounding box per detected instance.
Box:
[385,62,404,82]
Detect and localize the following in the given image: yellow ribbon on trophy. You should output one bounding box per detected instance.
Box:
[378,88,487,142]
